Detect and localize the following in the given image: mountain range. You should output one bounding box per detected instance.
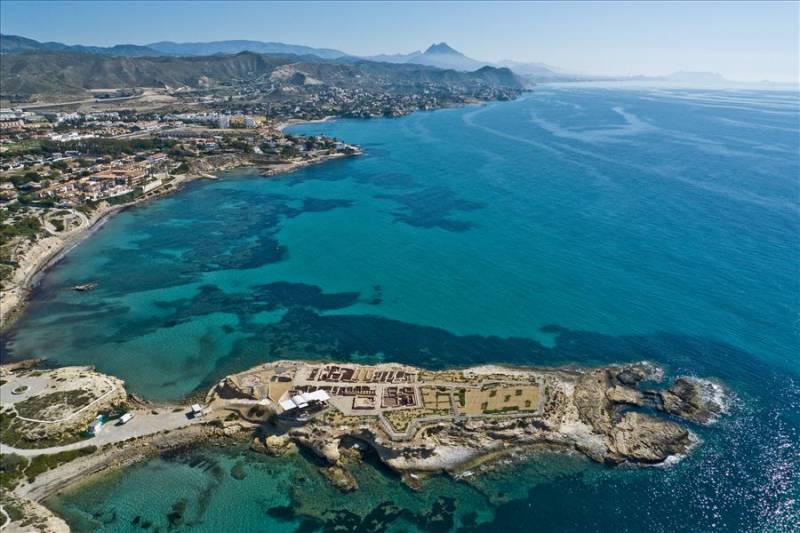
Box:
[0,34,162,57]
[0,34,571,80]
[0,34,737,86]
[0,48,523,98]
[145,39,349,60]
[0,34,350,59]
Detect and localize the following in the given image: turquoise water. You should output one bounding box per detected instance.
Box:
[6,86,800,530]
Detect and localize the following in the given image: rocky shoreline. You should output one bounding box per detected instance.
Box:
[217,360,728,491]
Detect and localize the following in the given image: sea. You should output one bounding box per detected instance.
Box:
[4,85,799,532]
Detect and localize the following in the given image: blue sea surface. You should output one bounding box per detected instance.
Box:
[6,86,799,531]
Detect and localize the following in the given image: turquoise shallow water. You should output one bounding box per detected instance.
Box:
[5,86,800,530]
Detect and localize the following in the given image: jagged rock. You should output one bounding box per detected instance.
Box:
[614,364,659,386]
[339,446,363,462]
[607,412,691,463]
[401,471,424,491]
[659,377,724,424]
[572,367,696,464]
[222,423,247,437]
[289,427,340,463]
[216,377,257,400]
[574,369,615,433]
[606,385,643,405]
[320,465,358,492]
[264,434,297,456]
[250,437,265,452]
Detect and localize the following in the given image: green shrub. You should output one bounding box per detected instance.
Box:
[24,446,97,482]
[0,216,41,239]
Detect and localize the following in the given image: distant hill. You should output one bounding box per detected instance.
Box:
[145,39,349,60]
[0,50,523,98]
[663,71,726,83]
[410,43,488,71]
[368,42,486,71]
[0,34,162,57]
[0,34,350,60]
[494,59,581,80]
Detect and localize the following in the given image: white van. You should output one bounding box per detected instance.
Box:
[119,412,134,424]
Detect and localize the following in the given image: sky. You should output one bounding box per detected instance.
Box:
[1,1,798,82]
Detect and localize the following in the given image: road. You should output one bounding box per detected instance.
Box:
[18,92,148,110]
[0,407,205,458]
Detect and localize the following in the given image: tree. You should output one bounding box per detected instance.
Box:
[23,171,42,182]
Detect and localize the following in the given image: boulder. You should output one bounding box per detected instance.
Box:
[319,465,358,492]
[265,434,297,456]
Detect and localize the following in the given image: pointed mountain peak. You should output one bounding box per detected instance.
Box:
[424,42,462,56]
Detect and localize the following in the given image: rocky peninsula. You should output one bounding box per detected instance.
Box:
[213,360,726,489]
[0,359,726,530]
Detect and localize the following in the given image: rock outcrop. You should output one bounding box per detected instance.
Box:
[659,377,725,424]
[319,465,358,492]
[570,365,693,464]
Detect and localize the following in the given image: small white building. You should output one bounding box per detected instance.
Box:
[279,390,330,414]
[291,395,309,409]
[279,399,296,412]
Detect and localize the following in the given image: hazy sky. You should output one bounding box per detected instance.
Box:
[1,1,798,82]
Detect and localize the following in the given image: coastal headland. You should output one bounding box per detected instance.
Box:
[0,358,726,529]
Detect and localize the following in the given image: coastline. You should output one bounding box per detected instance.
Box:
[275,115,336,132]
[0,148,359,334]
[16,423,251,503]
[0,203,124,331]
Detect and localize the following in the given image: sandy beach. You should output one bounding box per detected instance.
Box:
[0,204,123,329]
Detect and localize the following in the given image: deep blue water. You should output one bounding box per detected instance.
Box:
[5,86,799,531]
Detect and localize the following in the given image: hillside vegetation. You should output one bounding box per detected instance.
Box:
[0,50,523,99]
